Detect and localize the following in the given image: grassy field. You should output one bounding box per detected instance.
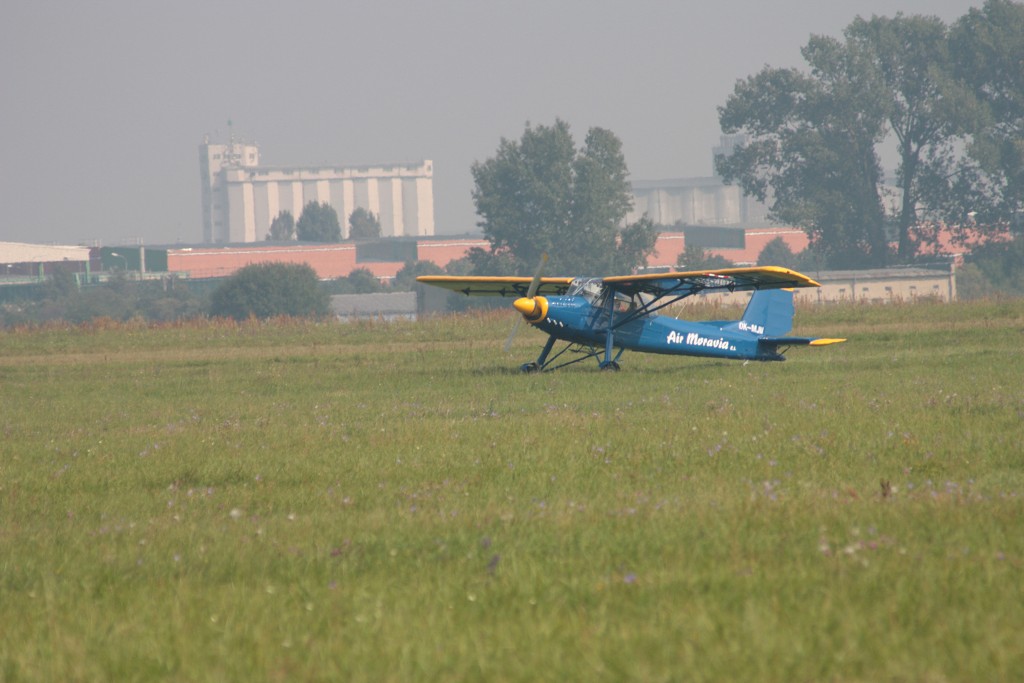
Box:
[1,300,1023,682]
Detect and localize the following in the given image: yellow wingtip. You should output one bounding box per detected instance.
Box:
[809,338,847,346]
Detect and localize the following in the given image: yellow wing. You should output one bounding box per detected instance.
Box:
[602,266,821,296]
[416,276,575,297]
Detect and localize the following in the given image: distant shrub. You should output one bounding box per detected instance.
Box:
[323,267,384,295]
[959,240,1024,299]
[209,262,330,321]
[0,273,204,328]
[392,260,444,291]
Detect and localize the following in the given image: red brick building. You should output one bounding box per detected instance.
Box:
[646,227,809,269]
[160,228,810,282]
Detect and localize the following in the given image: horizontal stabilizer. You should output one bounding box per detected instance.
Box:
[761,337,847,347]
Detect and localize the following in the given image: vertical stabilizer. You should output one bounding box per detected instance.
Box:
[727,289,794,337]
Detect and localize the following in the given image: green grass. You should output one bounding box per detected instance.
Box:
[2,300,1023,681]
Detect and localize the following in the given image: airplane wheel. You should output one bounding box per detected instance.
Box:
[519,362,541,373]
[599,361,620,372]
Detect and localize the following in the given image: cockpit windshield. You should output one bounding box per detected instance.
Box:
[566,277,604,303]
[568,277,652,316]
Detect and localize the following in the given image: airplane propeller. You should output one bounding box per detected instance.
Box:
[503,252,548,353]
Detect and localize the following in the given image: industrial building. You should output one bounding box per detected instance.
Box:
[199,137,435,244]
[794,267,958,304]
[627,135,773,228]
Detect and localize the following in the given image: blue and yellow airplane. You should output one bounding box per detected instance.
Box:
[418,263,845,372]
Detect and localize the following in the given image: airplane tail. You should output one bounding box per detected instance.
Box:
[716,288,845,359]
[723,288,794,337]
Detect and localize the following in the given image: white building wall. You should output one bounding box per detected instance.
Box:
[266,182,280,227]
[0,241,92,263]
[341,180,355,238]
[388,178,404,237]
[366,178,380,227]
[352,180,370,220]
[315,179,330,204]
[226,182,246,243]
[200,139,261,243]
[205,148,434,242]
[628,177,772,228]
[242,182,257,242]
[290,181,303,218]
[695,189,715,224]
[302,180,319,206]
[376,180,392,237]
[277,183,293,227]
[416,177,435,235]
[253,183,270,240]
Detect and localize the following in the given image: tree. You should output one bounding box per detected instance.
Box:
[392,260,443,291]
[845,14,985,260]
[718,6,1023,267]
[442,255,474,276]
[325,268,384,295]
[345,268,383,294]
[471,119,657,276]
[717,35,892,268]
[2,273,207,327]
[457,246,521,277]
[266,210,295,241]
[46,266,80,300]
[614,217,659,274]
[209,263,329,320]
[348,208,382,240]
[296,201,342,242]
[756,237,799,268]
[676,245,733,270]
[944,0,1024,232]
[958,239,1024,298]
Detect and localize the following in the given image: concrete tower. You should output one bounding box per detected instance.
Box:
[199,130,435,244]
[199,128,260,243]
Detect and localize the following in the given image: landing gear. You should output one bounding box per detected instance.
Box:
[519,336,558,373]
[518,333,626,373]
[599,315,624,371]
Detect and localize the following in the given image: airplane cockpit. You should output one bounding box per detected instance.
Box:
[567,277,604,303]
[567,278,644,315]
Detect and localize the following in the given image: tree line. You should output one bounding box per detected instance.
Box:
[267,204,383,242]
[0,262,434,327]
[716,0,1023,268]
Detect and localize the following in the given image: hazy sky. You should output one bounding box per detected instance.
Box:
[2,0,983,246]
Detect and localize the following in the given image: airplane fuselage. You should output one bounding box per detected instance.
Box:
[416,266,844,371]
[535,295,783,361]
